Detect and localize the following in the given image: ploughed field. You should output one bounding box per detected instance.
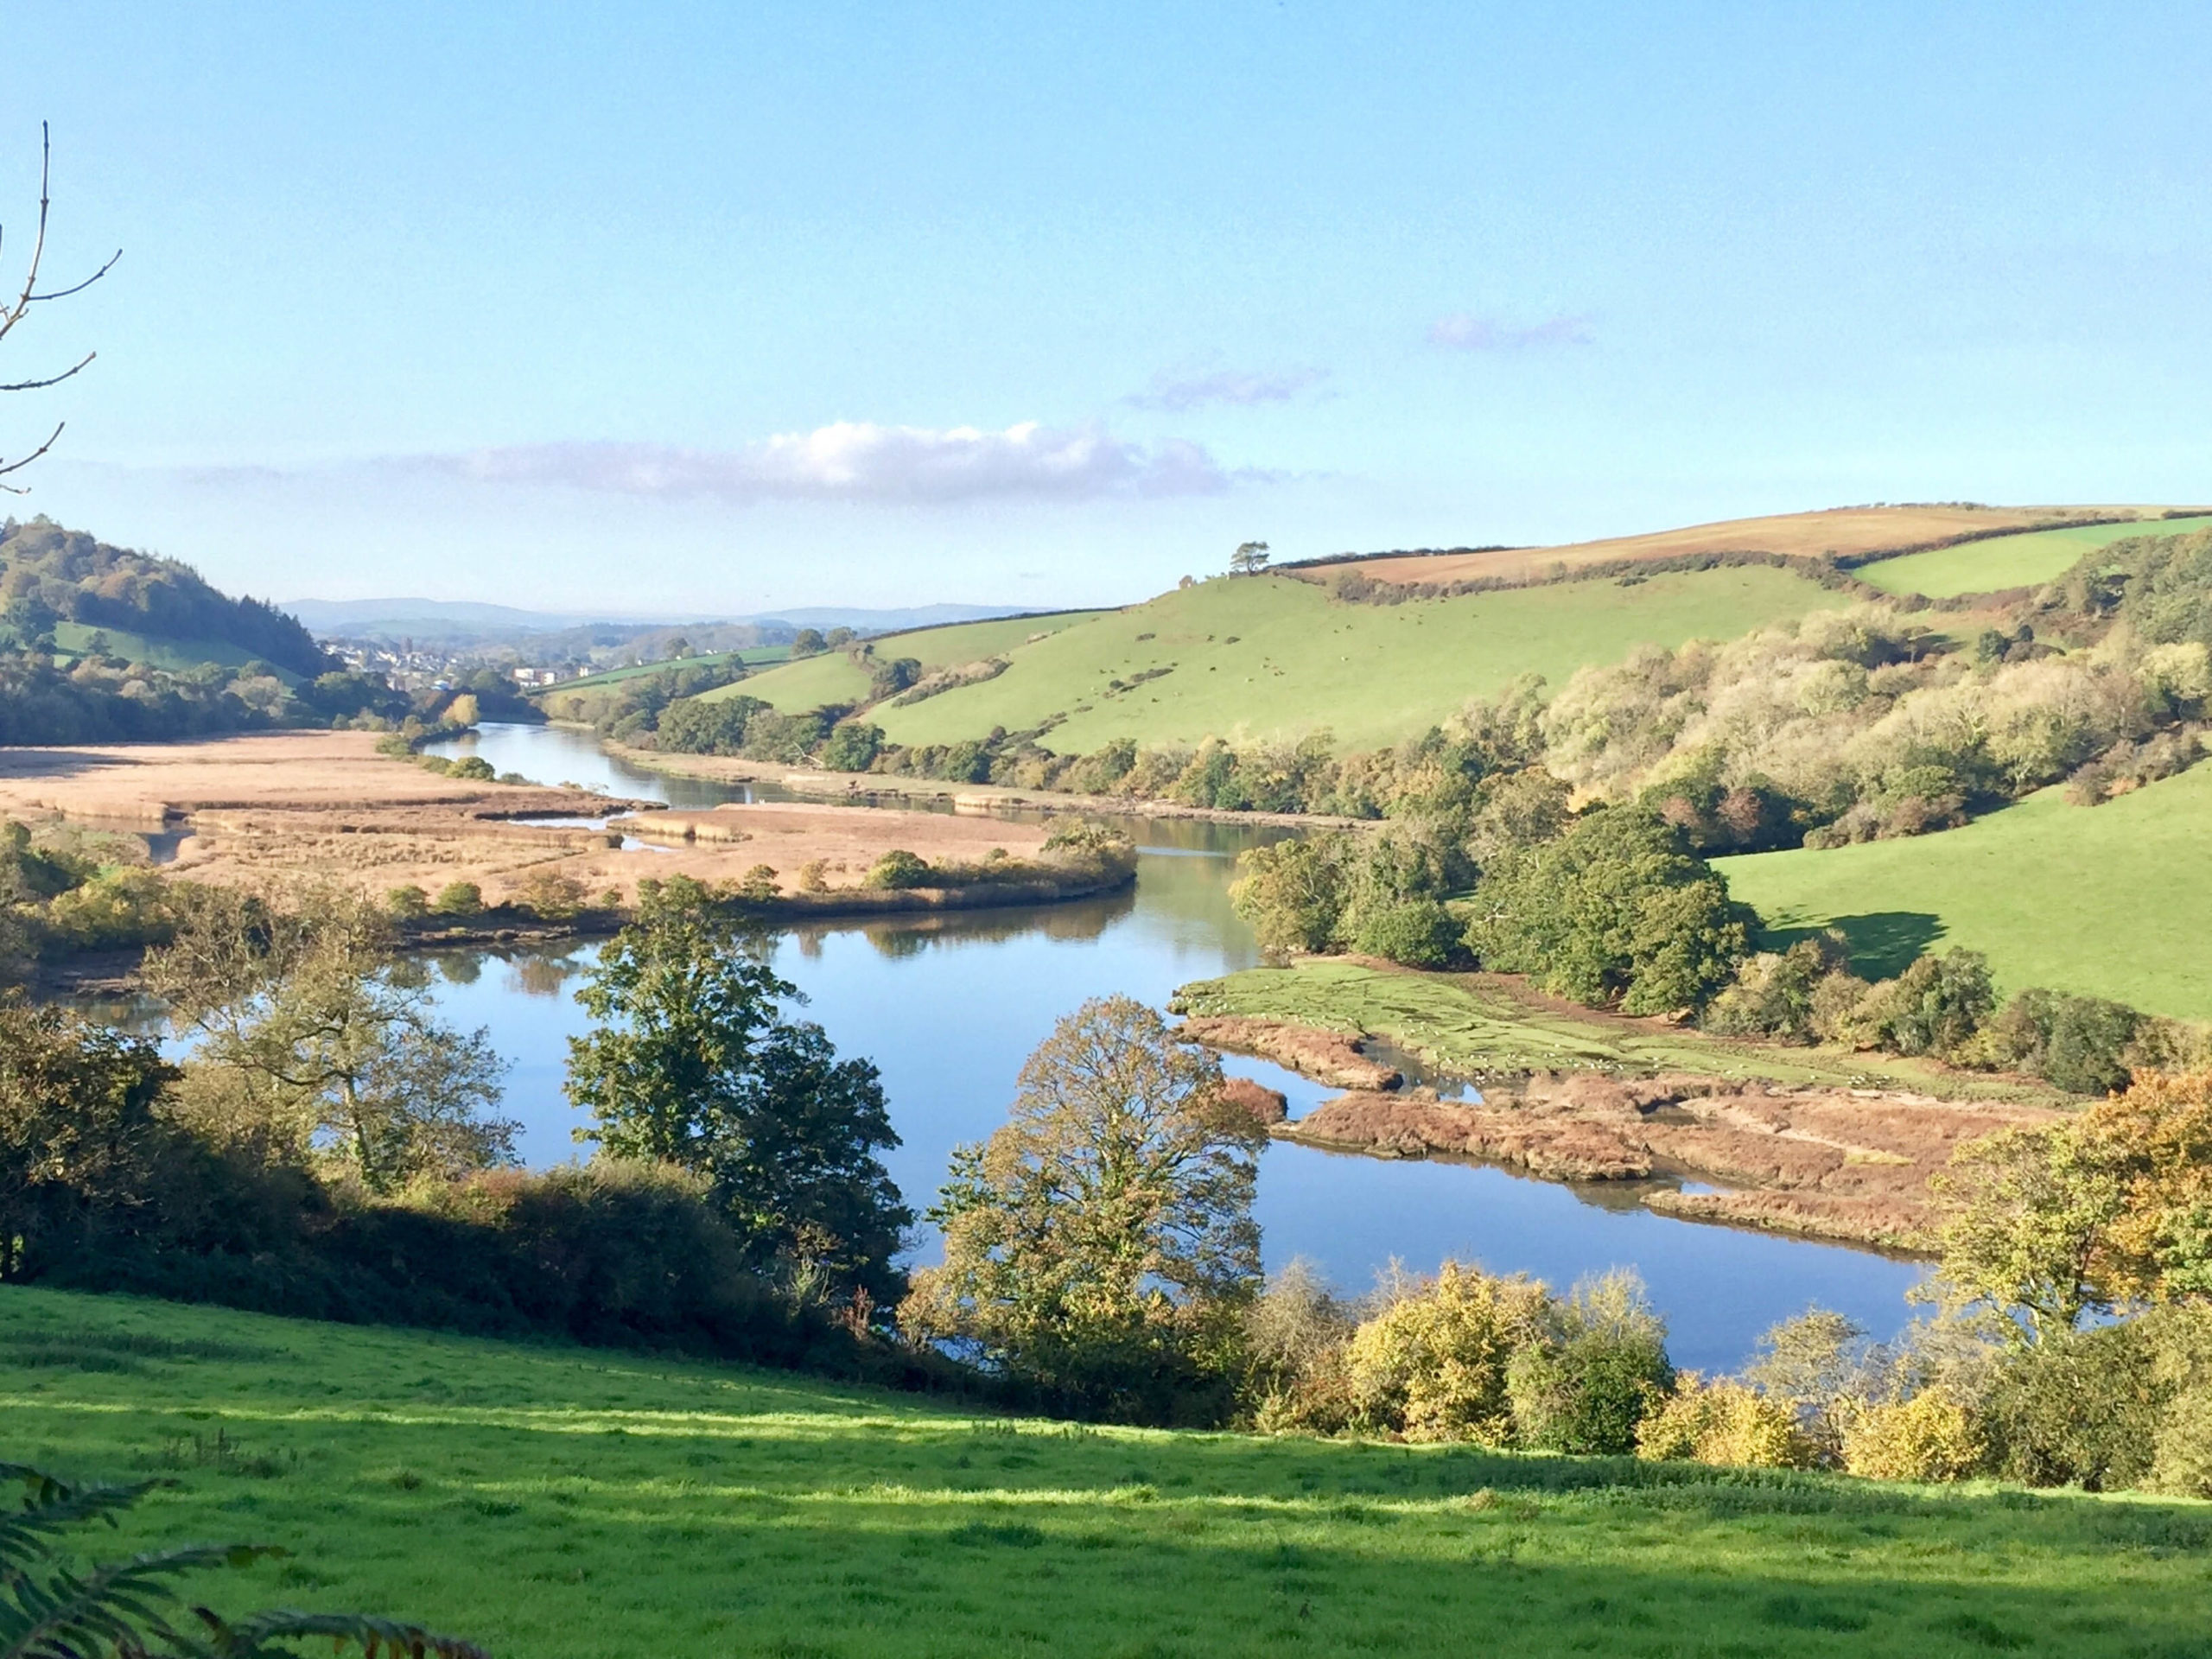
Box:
[7,1285,2207,1659]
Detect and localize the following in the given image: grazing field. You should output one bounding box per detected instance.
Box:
[1717,765,2212,1020]
[6,1286,2208,1659]
[814,565,1847,755]
[711,612,1105,713]
[550,645,791,693]
[50,621,304,681]
[1855,513,2212,599]
[1304,504,2171,589]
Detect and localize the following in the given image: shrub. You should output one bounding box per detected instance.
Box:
[1349,896,1460,968]
[43,867,176,949]
[1702,935,1849,1044]
[384,883,429,919]
[738,863,781,901]
[798,859,830,893]
[864,849,931,889]
[1840,1388,1983,1482]
[512,869,587,920]
[820,721,884,772]
[448,755,496,782]
[429,880,484,917]
[1343,1262,1554,1444]
[1980,1323,2161,1490]
[1240,1258,1359,1434]
[1504,1271,1674,1454]
[1636,1376,1817,1469]
[2152,1387,2212,1497]
[1979,987,2139,1095]
[1848,949,1995,1059]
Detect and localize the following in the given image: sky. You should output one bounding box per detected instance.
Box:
[3,2,2209,616]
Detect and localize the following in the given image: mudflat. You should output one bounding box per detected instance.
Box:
[0,730,1067,908]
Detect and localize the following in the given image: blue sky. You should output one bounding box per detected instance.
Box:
[5,3,2209,613]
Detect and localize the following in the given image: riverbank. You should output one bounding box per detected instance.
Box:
[0,731,1138,939]
[594,734,1368,829]
[1173,959,2069,1252]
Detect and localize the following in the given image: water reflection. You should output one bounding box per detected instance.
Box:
[308,720,1929,1369]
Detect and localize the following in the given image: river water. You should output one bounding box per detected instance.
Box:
[416,722,1926,1371]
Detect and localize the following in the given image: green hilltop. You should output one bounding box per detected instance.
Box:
[8,1284,2204,1659]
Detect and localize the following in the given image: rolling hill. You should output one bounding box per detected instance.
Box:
[6,1283,2202,1659]
[1855,512,2212,599]
[720,565,1848,753]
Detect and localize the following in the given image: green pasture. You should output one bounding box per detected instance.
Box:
[50,620,301,682]
[837,566,1845,755]
[1173,961,2049,1100]
[1718,764,2212,1020]
[549,645,791,694]
[6,1286,2205,1659]
[1855,514,2212,600]
[716,612,1105,713]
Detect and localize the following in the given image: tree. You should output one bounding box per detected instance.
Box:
[1230,540,1271,576]
[0,124,121,488]
[1929,1123,2124,1344]
[564,876,911,1301]
[1467,804,1747,1014]
[1229,834,1350,953]
[0,1001,177,1281]
[791,627,828,656]
[900,995,1266,1419]
[2077,1071,2212,1303]
[143,885,513,1192]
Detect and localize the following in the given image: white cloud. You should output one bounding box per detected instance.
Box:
[427,420,1232,503]
[1427,313,1593,351]
[1126,365,1327,411]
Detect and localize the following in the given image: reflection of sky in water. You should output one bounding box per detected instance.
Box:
[399,721,1926,1370]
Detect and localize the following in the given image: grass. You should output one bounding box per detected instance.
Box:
[1855,514,2212,599]
[769,566,1847,756]
[50,621,307,683]
[708,613,1106,714]
[549,645,793,693]
[1173,961,2050,1099]
[5,1285,2208,1659]
[1717,764,2212,1020]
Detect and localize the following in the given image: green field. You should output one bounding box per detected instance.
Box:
[1718,764,2212,1020]
[1855,514,2212,600]
[715,612,1106,713]
[7,1285,2207,1659]
[1174,961,2050,1099]
[550,645,792,694]
[733,567,1847,755]
[51,620,304,683]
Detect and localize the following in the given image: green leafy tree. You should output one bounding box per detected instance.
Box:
[901,995,1265,1420]
[1467,804,1747,1013]
[1229,541,1271,576]
[0,1461,485,1658]
[144,887,512,1193]
[1229,835,1349,953]
[564,877,910,1301]
[1930,1123,2125,1344]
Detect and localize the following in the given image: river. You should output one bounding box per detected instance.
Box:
[414,722,1925,1372]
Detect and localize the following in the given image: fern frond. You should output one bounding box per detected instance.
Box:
[0,1467,157,1575]
[194,1608,490,1659]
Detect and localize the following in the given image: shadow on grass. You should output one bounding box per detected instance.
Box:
[1763,911,1944,981]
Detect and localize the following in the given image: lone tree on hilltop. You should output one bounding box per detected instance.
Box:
[1230,540,1271,575]
[0,124,120,488]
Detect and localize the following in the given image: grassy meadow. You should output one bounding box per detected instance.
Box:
[50,620,304,681]
[1855,513,2212,599]
[713,612,1105,713]
[553,645,792,692]
[8,1285,2209,1659]
[1173,961,2051,1100]
[1717,765,2212,1020]
[738,565,1847,755]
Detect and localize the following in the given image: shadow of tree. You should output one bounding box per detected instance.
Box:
[1763,911,1945,981]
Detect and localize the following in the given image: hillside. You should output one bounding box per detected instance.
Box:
[0,517,329,677]
[704,609,1107,713]
[1717,764,2212,1020]
[1303,503,2197,590]
[718,568,1847,754]
[1857,512,2212,599]
[7,1285,2204,1659]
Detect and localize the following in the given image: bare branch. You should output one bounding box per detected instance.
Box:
[0,123,55,352]
[29,246,120,304]
[0,348,93,392]
[0,419,66,483]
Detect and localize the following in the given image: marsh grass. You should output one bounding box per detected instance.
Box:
[1,1283,2204,1657]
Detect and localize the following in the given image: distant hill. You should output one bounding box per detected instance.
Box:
[284,596,1037,642]
[0,517,329,678]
